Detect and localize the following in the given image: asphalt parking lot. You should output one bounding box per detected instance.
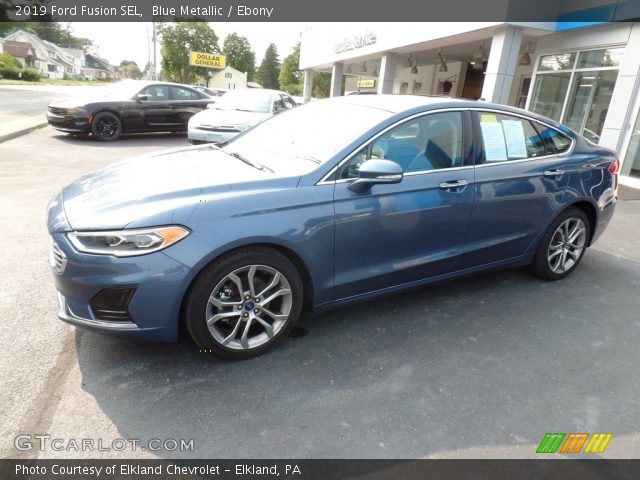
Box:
[1,127,640,459]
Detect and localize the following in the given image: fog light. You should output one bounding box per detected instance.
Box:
[89,287,136,321]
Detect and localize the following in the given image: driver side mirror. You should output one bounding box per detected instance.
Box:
[348,159,403,193]
[135,94,149,102]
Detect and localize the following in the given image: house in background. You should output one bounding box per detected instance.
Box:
[209,66,247,90]
[2,30,77,79]
[1,29,114,81]
[84,53,114,80]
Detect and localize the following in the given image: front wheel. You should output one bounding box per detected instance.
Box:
[531,208,590,281]
[185,248,304,359]
[91,112,122,141]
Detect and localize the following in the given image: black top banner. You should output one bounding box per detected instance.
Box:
[1,0,640,22]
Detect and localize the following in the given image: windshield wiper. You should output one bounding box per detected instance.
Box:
[295,155,322,164]
[223,150,273,173]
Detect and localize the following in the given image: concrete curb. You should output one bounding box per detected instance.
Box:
[0,120,47,143]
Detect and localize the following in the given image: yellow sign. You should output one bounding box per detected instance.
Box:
[189,52,226,69]
[357,79,376,88]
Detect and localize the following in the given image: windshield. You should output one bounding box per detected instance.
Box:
[213,90,273,113]
[222,100,390,165]
[103,80,144,99]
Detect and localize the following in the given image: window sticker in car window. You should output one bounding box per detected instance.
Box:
[480,121,507,161]
[481,114,498,123]
[502,120,528,159]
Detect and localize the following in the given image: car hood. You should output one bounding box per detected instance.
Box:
[61,145,301,231]
[190,108,271,126]
[48,90,132,108]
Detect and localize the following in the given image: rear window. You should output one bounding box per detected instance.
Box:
[536,125,573,154]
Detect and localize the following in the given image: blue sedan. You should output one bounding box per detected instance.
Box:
[47,95,618,359]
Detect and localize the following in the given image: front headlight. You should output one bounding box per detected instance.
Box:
[68,107,90,116]
[67,226,189,257]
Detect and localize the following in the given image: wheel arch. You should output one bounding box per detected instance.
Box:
[565,199,597,246]
[178,241,316,337]
[90,109,124,129]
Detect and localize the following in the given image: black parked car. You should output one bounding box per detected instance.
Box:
[46,80,215,141]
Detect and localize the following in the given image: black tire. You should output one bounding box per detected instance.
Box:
[531,207,590,281]
[185,247,304,359]
[91,111,122,141]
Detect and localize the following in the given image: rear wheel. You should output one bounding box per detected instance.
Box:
[91,112,122,141]
[185,248,304,359]
[531,208,590,280]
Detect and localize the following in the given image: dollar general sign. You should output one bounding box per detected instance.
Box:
[189,52,226,69]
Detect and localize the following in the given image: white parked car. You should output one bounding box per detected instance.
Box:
[188,89,297,144]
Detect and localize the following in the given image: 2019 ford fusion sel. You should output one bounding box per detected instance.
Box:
[47,95,618,359]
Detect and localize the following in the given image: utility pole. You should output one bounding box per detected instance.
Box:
[152,20,158,80]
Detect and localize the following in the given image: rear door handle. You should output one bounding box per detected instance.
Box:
[543,169,564,176]
[439,180,469,189]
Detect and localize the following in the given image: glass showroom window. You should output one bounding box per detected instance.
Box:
[621,107,640,179]
[528,47,624,144]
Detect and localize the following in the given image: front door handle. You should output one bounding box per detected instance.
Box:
[439,180,469,189]
[543,169,564,177]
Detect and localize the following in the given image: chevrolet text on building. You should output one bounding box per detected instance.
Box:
[334,31,377,53]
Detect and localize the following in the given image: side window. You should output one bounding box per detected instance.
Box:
[537,125,573,154]
[478,112,545,162]
[273,96,286,111]
[171,86,199,100]
[141,86,169,101]
[339,111,464,179]
[283,95,297,109]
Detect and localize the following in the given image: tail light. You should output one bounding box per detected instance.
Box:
[609,157,620,175]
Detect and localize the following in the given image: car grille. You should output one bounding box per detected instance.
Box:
[48,237,67,275]
[196,124,241,133]
[48,106,67,115]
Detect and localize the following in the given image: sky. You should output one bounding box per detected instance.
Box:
[71,22,314,70]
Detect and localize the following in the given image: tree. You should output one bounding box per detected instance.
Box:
[223,33,255,81]
[256,43,280,90]
[120,60,142,79]
[158,22,219,84]
[142,61,154,79]
[312,72,331,98]
[278,42,302,95]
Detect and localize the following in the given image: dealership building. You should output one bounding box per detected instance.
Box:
[299,15,640,186]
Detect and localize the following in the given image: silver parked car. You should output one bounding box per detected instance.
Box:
[187,88,297,144]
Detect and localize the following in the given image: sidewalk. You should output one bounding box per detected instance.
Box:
[0,114,47,143]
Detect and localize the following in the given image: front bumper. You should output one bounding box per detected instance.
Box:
[50,233,192,342]
[46,111,91,133]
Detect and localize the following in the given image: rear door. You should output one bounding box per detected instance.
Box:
[462,110,573,268]
[169,86,209,128]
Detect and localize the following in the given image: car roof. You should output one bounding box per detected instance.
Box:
[324,94,568,131]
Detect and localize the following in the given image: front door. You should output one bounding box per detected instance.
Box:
[333,110,475,299]
[138,85,173,128]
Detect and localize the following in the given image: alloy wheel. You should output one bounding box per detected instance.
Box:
[205,265,293,350]
[547,217,586,274]
[95,115,119,138]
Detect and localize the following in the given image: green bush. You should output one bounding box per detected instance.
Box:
[0,53,22,69]
[0,65,22,79]
[22,67,41,81]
